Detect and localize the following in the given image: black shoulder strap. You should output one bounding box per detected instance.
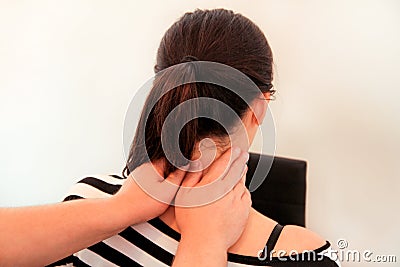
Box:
[265,223,284,254]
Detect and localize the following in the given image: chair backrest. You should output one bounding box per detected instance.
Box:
[246,153,307,227]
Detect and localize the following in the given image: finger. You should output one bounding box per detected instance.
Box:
[181,161,203,187]
[222,151,249,182]
[199,147,242,185]
[132,162,185,204]
[239,165,248,185]
[230,166,247,197]
[219,151,249,192]
[242,188,252,202]
[241,190,252,215]
[233,184,252,213]
[233,180,247,199]
[164,166,188,186]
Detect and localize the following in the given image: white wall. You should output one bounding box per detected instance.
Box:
[0,1,399,265]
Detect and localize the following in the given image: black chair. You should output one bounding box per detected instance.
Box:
[246,153,307,227]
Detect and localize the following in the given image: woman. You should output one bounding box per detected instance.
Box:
[53,8,340,266]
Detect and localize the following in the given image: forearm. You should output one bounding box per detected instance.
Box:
[172,237,228,267]
[0,196,134,267]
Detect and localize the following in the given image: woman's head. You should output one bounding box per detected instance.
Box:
[124,8,274,177]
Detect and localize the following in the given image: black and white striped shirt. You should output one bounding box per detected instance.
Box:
[49,175,341,267]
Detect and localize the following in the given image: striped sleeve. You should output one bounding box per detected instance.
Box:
[49,175,177,267]
[46,175,126,267]
[63,174,125,200]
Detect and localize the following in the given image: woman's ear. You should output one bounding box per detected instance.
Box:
[251,93,269,126]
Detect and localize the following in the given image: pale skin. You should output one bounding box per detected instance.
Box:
[0,148,251,267]
[160,92,327,259]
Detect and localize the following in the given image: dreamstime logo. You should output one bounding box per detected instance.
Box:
[123,61,276,207]
[332,239,397,263]
[257,239,397,264]
[336,238,348,249]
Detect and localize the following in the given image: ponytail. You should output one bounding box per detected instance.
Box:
[124,62,201,177]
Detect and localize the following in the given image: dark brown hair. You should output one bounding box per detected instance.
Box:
[123,8,274,177]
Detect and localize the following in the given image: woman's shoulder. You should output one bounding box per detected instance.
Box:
[274,224,327,256]
[228,209,341,266]
[228,208,327,257]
